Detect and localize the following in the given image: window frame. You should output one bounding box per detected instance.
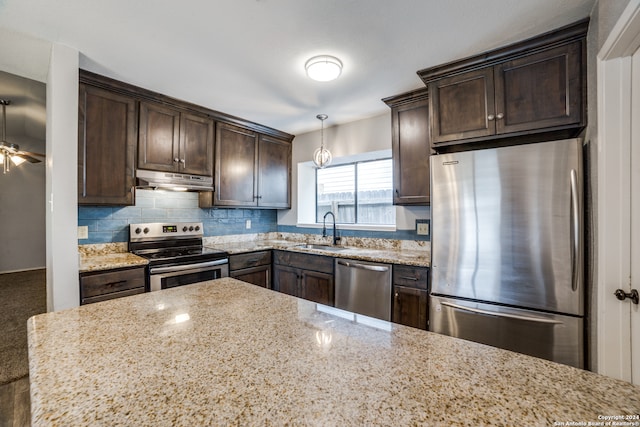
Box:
[315,157,394,226]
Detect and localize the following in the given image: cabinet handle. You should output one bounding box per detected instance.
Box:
[399,276,418,281]
[496,113,504,120]
[180,159,186,164]
[487,114,495,121]
[173,158,180,163]
[394,292,399,299]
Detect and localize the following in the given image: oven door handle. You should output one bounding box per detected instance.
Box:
[149,259,229,275]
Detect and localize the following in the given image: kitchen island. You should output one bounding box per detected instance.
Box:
[28,278,639,426]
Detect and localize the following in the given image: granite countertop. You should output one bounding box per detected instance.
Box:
[207,239,431,267]
[79,252,148,273]
[78,237,429,273]
[28,278,640,426]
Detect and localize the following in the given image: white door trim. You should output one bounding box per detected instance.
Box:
[596,0,640,382]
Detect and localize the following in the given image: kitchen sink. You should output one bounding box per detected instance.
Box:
[295,244,347,252]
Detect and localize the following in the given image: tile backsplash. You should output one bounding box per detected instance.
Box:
[78,189,429,244]
[78,190,277,244]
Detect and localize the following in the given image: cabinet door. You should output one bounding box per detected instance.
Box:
[300,270,334,306]
[258,135,291,208]
[215,122,258,206]
[138,101,180,172]
[179,112,213,176]
[391,98,430,205]
[78,84,137,205]
[231,265,271,289]
[494,41,583,135]
[273,264,299,297]
[392,285,428,330]
[430,68,495,144]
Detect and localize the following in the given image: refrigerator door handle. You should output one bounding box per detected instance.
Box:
[570,169,579,292]
[439,301,563,324]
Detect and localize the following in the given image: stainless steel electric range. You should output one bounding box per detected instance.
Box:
[129,222,229,292]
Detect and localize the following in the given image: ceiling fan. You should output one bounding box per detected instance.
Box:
[0,98,45,174]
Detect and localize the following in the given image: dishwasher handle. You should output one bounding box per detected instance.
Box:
[337,259,389,272]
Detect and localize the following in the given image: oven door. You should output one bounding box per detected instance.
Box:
[149,259,229,292]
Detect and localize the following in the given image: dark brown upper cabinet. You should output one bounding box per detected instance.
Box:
[383,88,430,206]
[203,122,291,208]
[78,83,137,205]
[419,19,587,150]
[138,101,213,176]
[79,69,293,206]
[258,134,292,208]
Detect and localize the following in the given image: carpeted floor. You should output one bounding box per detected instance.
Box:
[0,269,46,385]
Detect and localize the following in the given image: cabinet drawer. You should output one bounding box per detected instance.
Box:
[81,287,146,305]
[393,265,429,289]
[229,251,272,270]
[273,250,333,274]
[80,267,146,299]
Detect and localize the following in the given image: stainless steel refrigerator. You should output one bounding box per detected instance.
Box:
[429,139,584,368]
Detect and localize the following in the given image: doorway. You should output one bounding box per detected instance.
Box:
[597,0,640,384]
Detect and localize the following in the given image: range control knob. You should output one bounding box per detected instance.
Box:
[195,225,200,231]
[143,227,149,234]
[183,226,188,232]
[135,227,142,234]
[189,226,194,232]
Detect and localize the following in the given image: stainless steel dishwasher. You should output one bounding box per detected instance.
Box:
[334,258,392,321]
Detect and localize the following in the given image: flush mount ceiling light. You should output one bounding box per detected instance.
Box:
[313,114,332,169]
[0,99,45,174]
[305,55,343,82]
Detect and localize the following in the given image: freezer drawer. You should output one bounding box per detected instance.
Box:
[430,296,584,368]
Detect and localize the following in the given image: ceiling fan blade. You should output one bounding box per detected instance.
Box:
[14,152,42,163]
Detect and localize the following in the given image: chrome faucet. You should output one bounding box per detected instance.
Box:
[322,211,341,245]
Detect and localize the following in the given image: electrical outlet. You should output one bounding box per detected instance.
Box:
[416,219,430,236]
[245,219,251,229]
[78,226,89,239]
[417,223,429,235]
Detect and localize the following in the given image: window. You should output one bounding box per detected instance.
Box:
[316,158,394,225]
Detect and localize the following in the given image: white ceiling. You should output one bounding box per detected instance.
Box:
[0,0,595,136]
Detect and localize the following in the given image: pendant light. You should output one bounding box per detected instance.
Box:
[313,114,332,168]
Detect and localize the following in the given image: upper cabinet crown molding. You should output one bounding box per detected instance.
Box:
[417,18,588,150]
[416,18,589,85]
[79,69,294,142]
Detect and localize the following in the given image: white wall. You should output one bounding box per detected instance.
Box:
[46,43,79,312]
[278,112,430,230]
[0,30,49,274]
[0,28,80,311]
[0,134,46,273]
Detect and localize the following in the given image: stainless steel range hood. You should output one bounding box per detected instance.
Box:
[136,169,213,191]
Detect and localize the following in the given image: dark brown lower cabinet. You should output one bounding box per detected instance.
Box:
[80,266,146,305]
[392,265,429,330]
[273,251,334,306]
[393,286,428,330]
[229,251,272,288]
[231,265,271,289]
